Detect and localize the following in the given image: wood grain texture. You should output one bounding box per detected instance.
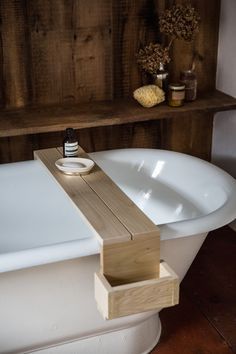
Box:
[0,135,33,163]
[0,1,223,167]
[0,121,162,164]
[56,144,160,241]
[101,234,160,286]
[0,91,234,138]
[164,0,221,162]
[57,146,160,241]
[169,0,220,93]
[112,0,159,98]
[84,165,160,239]
[95,262,179,319]
[34,148,130,245]
[0,1,220,105]
[0,0,112,106]
[0,0,31,108]
[162,112,214,160]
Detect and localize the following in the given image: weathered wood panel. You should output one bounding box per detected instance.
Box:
[112,0,166,98]
[160,0,220,160]
[0,121,162,163]
[162,113,214,160]
[0,0,112,107]
[0,0,31,108]
[27,0,112,105]
[169,0,220,92]
[0,0,221,163]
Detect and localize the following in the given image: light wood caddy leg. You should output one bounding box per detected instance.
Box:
[101,233,160,286]
[34,147,179,320]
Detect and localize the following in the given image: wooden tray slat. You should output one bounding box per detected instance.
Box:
[34,148,130,245]
[60,146,160,241]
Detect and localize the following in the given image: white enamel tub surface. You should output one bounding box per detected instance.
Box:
[1,148,236,272]
[0,160,100,272]
[1,148,236,354]
[90,149,236,240]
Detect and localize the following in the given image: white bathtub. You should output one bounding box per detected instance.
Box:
[0,148,236,353]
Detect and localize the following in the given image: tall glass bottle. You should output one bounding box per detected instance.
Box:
[153,63,169,95]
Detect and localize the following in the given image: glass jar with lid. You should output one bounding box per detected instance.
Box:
[180,70,197,101]
[168,83,185,107]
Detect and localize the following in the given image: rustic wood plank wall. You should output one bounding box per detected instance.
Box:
[0,0,220,163]
[166,0,220,160]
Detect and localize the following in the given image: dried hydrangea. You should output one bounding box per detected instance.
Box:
[136,43,171,75]
[159,3,200,42]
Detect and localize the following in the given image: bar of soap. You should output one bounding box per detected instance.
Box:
[133,85,165,108]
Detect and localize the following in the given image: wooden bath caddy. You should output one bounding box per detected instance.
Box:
[34,147,179,319]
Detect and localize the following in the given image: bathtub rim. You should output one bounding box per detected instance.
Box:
[1,148,236,273]
[90,148,236,241]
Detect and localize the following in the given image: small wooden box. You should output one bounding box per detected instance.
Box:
[95,261,179,320]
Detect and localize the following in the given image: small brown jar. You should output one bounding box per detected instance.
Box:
[168,83,185,107]
[180,70,197,101]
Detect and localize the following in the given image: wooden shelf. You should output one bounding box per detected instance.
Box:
[0,90,236,138]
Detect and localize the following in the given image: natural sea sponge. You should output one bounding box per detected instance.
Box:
[133,85,165,108]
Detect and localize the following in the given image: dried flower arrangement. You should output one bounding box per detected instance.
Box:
[136,43,170,75]
[136,3,200,75]
[159,3,200,42]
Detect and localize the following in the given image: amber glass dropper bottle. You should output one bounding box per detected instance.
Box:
[63,128,79,158]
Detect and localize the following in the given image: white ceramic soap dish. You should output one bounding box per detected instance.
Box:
[55,158,95,175]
